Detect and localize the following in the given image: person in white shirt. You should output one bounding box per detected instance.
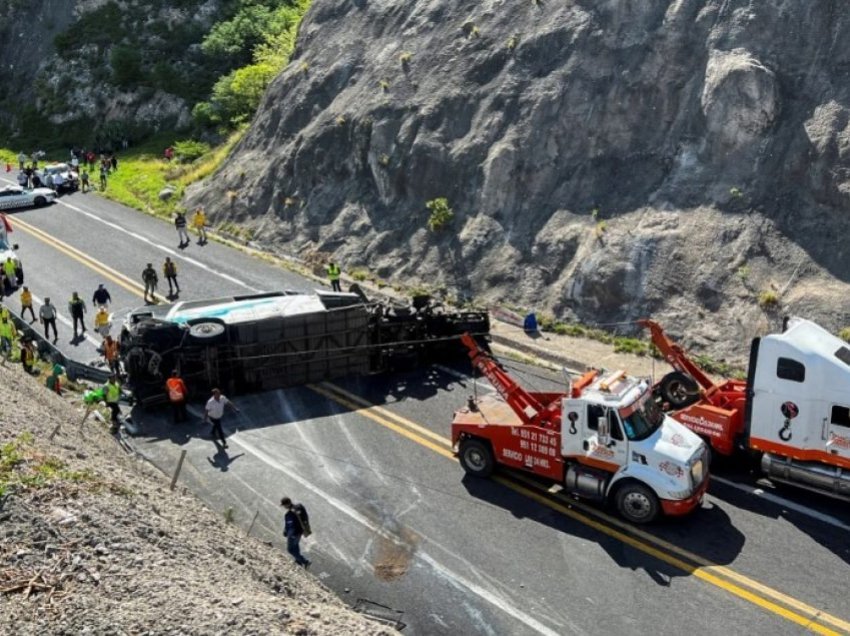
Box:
[204,388,240,448]
[53,172,65,192]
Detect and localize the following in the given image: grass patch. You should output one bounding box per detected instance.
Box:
[758,289,779,307]
[1,433,99,500]
[840,327,850,343]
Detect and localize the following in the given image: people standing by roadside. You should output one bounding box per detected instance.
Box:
[4,256,18,290]
[92,284,112,308]
[192,207,208,244]
[94,306,111,338]
[80,169,90,193]
[103,335,120,376]
[163,257,179,297]
[86,150,96,171]
[20,286,35,322]
[280,497,312,567]
[20,338,35,375]
[39,297,58,343]
[166,370,189,423]
[99,164,108,190]
[0,312,17,363]
[142,263,158,303]
[17,151,26,171]
[53,171,65,193]
[175,212,190,248]
[110,154,118,171]
[103,375,122,433]
[204,388,239,449]
[68,292,87,340]
[327,261,342,292]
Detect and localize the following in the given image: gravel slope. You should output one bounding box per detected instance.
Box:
[0,363,393,636]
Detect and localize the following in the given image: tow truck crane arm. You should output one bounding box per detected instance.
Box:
[638,319,716,394]
[460,333,560,428]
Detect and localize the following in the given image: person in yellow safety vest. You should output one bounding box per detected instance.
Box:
[20,338,35,374]
[192,207,208,245]
[327,261,342,292]
[94,306,111,338]
[103,376,122,433]
[0,313,17,362]
[20,286,35,322]
[3,257,17,290]
[103,335,120,376]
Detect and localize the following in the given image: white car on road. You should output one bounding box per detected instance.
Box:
[0,185,56,210]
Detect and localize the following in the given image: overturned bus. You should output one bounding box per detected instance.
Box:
[120,289,489,401]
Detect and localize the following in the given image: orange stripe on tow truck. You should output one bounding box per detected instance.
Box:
[749,438,850,470]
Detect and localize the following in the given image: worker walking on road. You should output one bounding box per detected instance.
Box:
[92,284,112,308]
[103,334,120,376]
[192,207,208,245]
[166,370,189,423]
[175,212,190,248]
[20,286,35,322]
[94,306,111,338]
[281,497,312,567]
[327,261,342,292]
[39,297,58,343]
[68,292,87,340]
[142,263,158,304]
[163,257,179,297]
[204,388,239,449]
[103,375,122,434]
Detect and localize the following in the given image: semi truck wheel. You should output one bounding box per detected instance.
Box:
[615,482,659,524]
[659,371,699,409]
[458,439,495,478]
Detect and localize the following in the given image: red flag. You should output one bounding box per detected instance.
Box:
[0,213,12,233]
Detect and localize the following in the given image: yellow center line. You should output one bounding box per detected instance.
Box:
[315,380,847,635]
[13,216,166,302]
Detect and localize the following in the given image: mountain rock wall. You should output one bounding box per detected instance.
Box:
[187,0,850,355]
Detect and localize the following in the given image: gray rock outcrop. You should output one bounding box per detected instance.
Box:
[183,0,850,354]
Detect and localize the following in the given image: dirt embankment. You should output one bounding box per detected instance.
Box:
[0,363,392,636]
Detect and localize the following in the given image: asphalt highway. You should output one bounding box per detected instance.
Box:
[6,180,850,635]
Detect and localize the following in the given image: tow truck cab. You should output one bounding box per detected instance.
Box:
[561,370,709,522]
[749,318,850,498]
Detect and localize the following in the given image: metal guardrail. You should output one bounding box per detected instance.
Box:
[6,304,110,384]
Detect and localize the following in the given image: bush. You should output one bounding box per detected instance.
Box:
[426,198,454,231]
[208,62,278,125]
[758,290,779,307]
[839,328,850,343]
[173,140,211,163]
[110,45,144,87]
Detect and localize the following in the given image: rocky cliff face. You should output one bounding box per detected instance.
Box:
[189,0,850,355]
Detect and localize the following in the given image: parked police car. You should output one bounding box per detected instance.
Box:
[0,185,56,210]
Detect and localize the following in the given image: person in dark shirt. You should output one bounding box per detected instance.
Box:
[92,284,112,308]
[281,497,311,567]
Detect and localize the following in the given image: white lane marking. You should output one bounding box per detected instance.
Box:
[711,475,850,532]
[233,432,565,636]
[27,293,101,348]
[58,200,262,292]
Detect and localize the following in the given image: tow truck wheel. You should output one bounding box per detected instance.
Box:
[459,439,494,478]
[615,482,659,524]
[659,371,700,409]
